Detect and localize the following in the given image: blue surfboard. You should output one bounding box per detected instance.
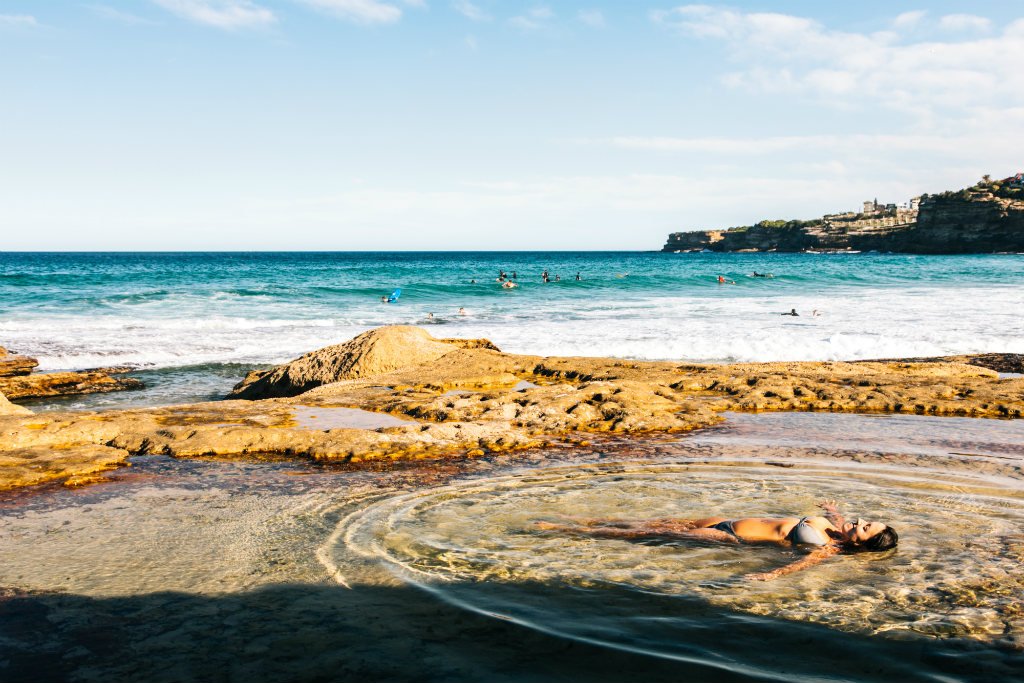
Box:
[387,288,401,303]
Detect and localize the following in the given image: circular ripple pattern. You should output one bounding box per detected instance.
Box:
[327,457,1024,681]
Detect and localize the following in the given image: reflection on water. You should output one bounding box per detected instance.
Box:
[1,412,1023,682]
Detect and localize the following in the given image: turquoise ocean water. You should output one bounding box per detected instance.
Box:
[1,251,1022,409]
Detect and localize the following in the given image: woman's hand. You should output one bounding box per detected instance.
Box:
[817,499,839,513]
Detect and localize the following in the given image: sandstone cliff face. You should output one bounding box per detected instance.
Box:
[663,195,1024,253]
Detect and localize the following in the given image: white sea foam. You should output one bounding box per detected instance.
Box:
[2,284,1022,371]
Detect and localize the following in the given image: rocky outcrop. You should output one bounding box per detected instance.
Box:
[0,391,31,416]
[0,371,144,401]
[864,353,1024,374]
[0,346,145,402]
[1,326,1022,491]
[663,194,1024,253]
[229,326,501,400]
[0,347,39,377]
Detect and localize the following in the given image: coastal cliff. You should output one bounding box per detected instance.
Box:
[664,177,1024,253]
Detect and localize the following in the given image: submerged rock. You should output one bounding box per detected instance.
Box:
[229,325,500,400]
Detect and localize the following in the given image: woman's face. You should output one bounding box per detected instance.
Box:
[843,518,886,542]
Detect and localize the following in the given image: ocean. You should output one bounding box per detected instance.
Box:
[2,251,1022,410]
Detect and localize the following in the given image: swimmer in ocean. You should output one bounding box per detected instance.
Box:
[535,500,897,581]
[782,308,799,316]
[502,280,517,289]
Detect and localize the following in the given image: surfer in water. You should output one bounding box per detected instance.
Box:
[717,275,735,285]
[502,280,518,289]
[535,500,897,581]
[782,308,799,316]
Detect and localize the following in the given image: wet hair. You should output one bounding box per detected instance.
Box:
[847,526,898,552]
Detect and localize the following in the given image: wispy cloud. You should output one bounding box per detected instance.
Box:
[594,130,1023,159]
[297,0,421,24]
[509,5,553,31]
[938,14,991,32]
[650,5,1024,116]
[452,0,488,21]
[0,14,38,27]
[578,9,604,28]
[87,5,158,25]
[152,0,275,29]
[892,10,926,29]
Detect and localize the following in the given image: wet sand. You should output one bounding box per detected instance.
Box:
[1,413,1023,682]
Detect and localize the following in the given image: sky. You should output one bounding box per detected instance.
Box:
[2,1,1023,250]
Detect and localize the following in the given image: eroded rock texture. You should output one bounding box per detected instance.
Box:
[1,326,1021,491]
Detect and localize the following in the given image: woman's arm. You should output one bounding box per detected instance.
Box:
[744,545,840,581]
[818,499,846,531]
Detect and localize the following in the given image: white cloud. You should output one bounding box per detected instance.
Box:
[296,0,404,24]
[892,10,926,29]
[650,6,1024,116]
[0,14,38,27]
[938,14,991,32]
[597,129,1023,160]
[509,5,553,31]
[578,9,604,28]
[87,5,158,25]
[452,0,488,21]
[464,34,478,50]
[152,0,275,29]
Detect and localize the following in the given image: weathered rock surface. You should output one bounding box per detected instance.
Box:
[0,371,145,401]
[228,325,501,400]
[863,353,1024,375]
[0,346,39,377]
[0,390,32,416]
[1,327,1022,491]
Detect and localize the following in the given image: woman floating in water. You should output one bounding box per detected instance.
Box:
[536,500,897,581]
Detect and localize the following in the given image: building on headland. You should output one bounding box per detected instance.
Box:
[822,197,919,232]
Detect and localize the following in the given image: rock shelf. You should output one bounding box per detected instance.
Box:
[1,326,1021,491]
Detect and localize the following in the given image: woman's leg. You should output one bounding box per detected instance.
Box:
[534,516,734,541]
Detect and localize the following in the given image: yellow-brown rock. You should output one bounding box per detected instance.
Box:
[1,326,1022,491]
[0,346,38,377]
[0,390,31,416]
[0,371,144,401]
[228,325,501,400]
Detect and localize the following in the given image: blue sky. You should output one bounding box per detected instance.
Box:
[2,1,1023,250]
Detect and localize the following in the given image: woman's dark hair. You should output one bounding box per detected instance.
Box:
[856,526,898,552]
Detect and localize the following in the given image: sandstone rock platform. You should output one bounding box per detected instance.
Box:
[1,326,1021,491]
[0,346,145,403]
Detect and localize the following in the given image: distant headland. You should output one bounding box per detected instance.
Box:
[663,173,1024,254]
